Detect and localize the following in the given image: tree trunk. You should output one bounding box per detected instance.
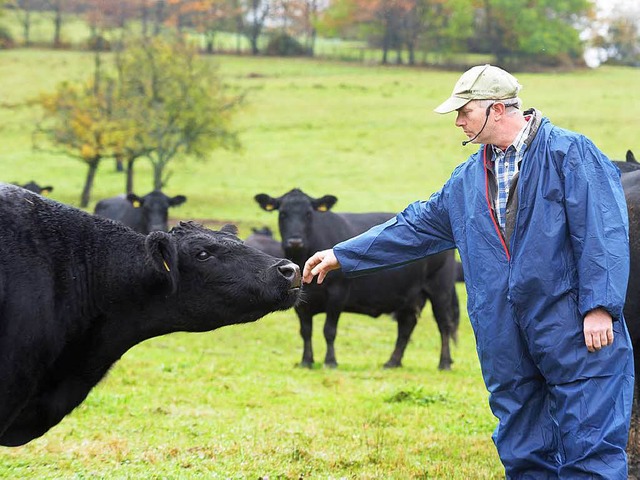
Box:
[80,158,100,208]
[142,1,149,37]
[23,8,31,46]
[53,6,62,48]
[407,41,415,65]
[205,32,214,54]
[153,162,163,191]
[126,158,135,194]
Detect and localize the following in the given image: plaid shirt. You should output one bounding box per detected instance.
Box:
[491,121,531,229]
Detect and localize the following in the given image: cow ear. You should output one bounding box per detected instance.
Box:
[254,193,280,212]
[169,195,187,207]
[313,195,338,212]
[145,231,179,294]
[126,193,143,208]
[627,150,637,163]
[220,224,239,236]
[41,186,54,195]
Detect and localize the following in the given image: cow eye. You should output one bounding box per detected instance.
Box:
[196,250,211,261]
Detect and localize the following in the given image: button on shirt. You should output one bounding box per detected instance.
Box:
[491,120,531,229]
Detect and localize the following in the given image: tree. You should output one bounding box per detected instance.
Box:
[236,0,270,54]
[7,0,33,45]
[115,36,242,190]
[318,0,472,65]
[35,78,120,207]
[475,0,593,67]
[604,17,640,65]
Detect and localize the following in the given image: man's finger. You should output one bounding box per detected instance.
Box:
[585,333,594,352]
[606,329,614,345]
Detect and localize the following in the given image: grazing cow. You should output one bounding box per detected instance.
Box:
[613,150,639,173]
[621,170,640,400]
[245,226,285,257]
[94,190,187,234]
[18,181,54,195]
[255,188,459,370]
[0,183,301,446]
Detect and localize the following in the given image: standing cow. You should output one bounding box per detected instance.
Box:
[255,188,459,370]
[0,183,300,446]
[94,190,187,234]
[621,170,640,400]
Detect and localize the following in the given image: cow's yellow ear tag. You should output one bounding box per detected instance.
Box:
[265,204,275,211]
[162,260,171,272]
[317,205,328,212]
[133,200,141,208]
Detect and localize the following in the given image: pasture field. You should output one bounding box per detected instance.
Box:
[0,49,639,478]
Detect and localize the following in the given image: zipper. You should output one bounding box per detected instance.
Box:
[483,145,511,261]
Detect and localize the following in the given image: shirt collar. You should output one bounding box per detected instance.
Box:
[491,119,531,158]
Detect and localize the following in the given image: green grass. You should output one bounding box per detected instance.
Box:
[0,48,639,478]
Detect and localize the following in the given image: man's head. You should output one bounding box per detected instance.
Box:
[434,64,521,114]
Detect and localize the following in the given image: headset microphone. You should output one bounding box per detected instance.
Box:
[461,104,493,147]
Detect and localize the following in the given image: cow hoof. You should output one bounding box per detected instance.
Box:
[438,363,453,371]
[298,361,314,369]
[383,361,402,369]
[324,362,338,369]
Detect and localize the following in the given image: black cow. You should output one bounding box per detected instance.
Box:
[18,181,54,195]
[0,183,300,446]
[94,190,187,234]
[613,150,639,173]
[245,226,285,257]
[255,188,459,370]
[621,170,640,400]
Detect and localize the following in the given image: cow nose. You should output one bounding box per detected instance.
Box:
[277,261,301,288]
[286,237,304,249]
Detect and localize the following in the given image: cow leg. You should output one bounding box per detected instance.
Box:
[429,287,459,371]
[323,310,342,368]
[384,308,418,368]
[296,306,314,368]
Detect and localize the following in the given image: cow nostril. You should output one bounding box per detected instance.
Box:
[277,262,301,287]
[286,238,304,249]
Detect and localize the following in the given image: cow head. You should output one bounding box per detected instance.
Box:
[19,181,54,196]
[254,189,337,259]
[127,191,187,234]
[145,221,301,329]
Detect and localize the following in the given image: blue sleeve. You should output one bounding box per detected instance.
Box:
[562,136,629,320]
[334,184,456,277]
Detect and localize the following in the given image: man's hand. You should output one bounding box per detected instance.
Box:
[584,308,614,352]
[302,249,340,284]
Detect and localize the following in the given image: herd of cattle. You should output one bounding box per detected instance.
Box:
[3,148,639,446]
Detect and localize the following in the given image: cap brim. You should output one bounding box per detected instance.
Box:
[434,95,471,114]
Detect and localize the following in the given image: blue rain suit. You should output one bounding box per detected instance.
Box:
[334,115,634,478]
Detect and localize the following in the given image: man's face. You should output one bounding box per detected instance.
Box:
[455,101,492,144]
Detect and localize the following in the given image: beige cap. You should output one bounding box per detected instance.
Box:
[434,64,522,114]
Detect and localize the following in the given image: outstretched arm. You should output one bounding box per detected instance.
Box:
[303,249,341,284]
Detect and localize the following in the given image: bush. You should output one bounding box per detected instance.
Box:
[265,33,309,57]
[87,35,111,52]
[0,25,14,49]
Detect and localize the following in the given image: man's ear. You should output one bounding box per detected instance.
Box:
[145,231,179,294]
[254,193,280,212]
[312,195,338,212]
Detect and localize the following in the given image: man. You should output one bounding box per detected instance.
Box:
[302,64,634,478]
